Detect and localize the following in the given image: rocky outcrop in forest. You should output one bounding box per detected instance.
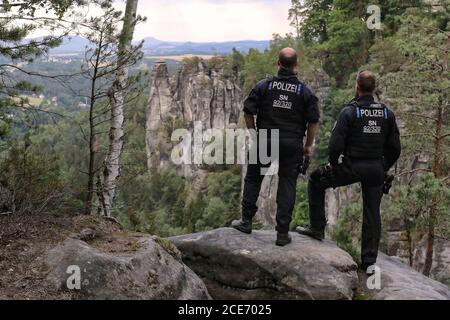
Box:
[374,253,450,300]
[170,229,450,300]
[5,213,447,300]
[170,228,358,300]
[146,59,241,189]
[45,233,210,300]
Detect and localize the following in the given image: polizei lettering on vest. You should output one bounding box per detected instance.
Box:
[360,109,384,118]
[272,81,298,93]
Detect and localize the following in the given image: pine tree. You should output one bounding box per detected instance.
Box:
[366,6,449,275]
[0,0,87,138]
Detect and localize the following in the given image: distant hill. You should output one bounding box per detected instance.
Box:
[42,35,269,56]
[32,36,91,54]
[140,36,270,55]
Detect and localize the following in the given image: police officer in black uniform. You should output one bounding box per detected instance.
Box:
[297,71,401,272]
[232,48,320,246]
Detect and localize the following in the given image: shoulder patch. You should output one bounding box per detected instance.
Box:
[380,103,391,119]
[255,79,268,90]
[346,102,361,118]
[296,80,302,96]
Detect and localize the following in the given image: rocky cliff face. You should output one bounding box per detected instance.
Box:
[146,59,242,189]
[414,238,450,286]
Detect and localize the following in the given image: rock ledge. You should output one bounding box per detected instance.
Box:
[170,228,359,300]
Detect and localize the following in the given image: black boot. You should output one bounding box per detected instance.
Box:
[276,232,292,246]
[296,225,325,241]
[231,219,252,234]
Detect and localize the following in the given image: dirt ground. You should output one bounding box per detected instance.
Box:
[0,212,135,300]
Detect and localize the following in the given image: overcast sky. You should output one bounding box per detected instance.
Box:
[127,0,292,41]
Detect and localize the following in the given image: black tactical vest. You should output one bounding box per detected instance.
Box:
[346,101,390,159]
[256,76,306,136]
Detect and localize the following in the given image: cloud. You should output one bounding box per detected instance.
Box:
[133,0,292,41]
[28,0,293,42]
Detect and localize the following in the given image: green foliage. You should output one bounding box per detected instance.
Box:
[291,0,428,86]
[331,192,363,264]
[0,0,91,149]
[181,56,202,71]
[1,0,91,18]
[115,165,242,237]
[290,180,309,229]
[242,48,276,94]
[223,48,245,83]
[378,0,426,33]
[315,86,354,164]
[384,174,450,243]
[367,9,449,169]
[33,108,98,177]
[321,13,370,86]
[292,0,333,43]
[0,137,65,214]
[202,168,242,227]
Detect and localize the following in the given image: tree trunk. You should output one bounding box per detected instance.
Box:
[423,73,445,276]
[102,0,139,217]
[422,35,448,277]
[406,225,413,267]
[423,203,436,277]
[84,33,103,215]
[423,103,443,276]
[85,99,97,215]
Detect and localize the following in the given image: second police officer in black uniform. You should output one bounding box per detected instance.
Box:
[232,48,320,246]
[297,71,401,273]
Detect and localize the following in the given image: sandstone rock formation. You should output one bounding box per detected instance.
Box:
[170,228,359,300]
[413,238,450,287]
[45,237,211,300]
[373,253,450,300]
[145,59,242,187]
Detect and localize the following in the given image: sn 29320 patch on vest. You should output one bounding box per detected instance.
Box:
[269,80,302,110]
[273,94,293,109]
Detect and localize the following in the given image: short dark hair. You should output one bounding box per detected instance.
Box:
[279,50,298,69]
[357,71,376,93]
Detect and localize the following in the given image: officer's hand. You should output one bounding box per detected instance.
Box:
[304,145,314,157]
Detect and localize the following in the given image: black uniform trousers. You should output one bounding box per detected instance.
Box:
[308,158,384,265]
[242,135,303,234]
